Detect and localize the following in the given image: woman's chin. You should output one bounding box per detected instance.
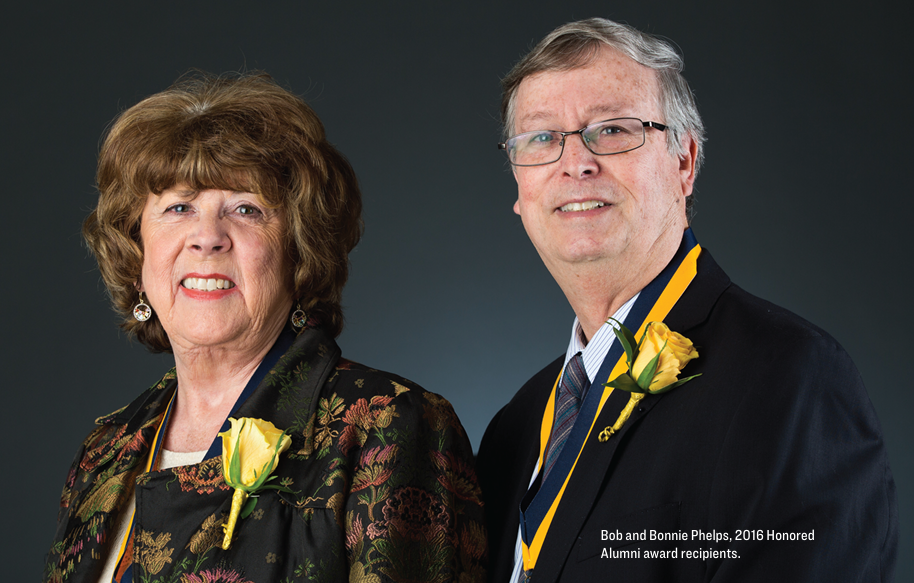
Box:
[165,322,251,353]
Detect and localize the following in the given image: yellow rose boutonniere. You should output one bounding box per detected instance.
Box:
[598,320,701,442]
[219,417,293,549]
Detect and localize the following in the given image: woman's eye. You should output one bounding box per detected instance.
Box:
[167,203,190,213]
[236,205,261,216]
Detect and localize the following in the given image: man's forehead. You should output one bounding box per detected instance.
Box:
[513,50,661,131]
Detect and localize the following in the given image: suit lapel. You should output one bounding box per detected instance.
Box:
[233,325,341,433]
[663,250,730,334]
[534,249,731,581]
[229,325,342,495]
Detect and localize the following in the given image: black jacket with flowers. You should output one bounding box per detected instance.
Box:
[44,324,487,583]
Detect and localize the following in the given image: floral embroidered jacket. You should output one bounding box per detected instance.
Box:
[44,325,487,583]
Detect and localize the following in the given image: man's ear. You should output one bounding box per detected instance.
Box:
[679,136,698,198]
[512,167,521,215]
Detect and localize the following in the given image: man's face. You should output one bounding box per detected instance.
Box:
[512,48,696,277]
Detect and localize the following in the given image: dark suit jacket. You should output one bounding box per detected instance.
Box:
[477,250,897,582]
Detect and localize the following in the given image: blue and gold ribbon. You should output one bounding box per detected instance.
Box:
[110,391,176,582]
[109,327,296,582]
[519,229,701,574]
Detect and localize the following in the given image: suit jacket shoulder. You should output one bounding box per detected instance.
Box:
[478,354,562,583]
[479,249,898,583]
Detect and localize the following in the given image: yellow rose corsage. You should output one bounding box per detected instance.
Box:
[219,417,294,549]
[598,319,701,442]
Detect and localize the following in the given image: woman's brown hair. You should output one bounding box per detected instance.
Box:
[84,72,362,352]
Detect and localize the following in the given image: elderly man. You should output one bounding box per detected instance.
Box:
[476,18,898,583]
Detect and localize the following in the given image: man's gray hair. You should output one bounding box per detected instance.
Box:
[502,18,706,176]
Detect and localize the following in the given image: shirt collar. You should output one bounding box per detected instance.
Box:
[564,292,640,384]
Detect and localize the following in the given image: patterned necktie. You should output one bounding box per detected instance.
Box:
[542,352,590,483]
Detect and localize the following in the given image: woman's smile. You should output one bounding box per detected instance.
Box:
[179,273,239,300]
[181,276,236,291]
[140,187,292,351]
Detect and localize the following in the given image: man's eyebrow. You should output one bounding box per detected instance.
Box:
[583,104,624,119]
[515,111,557,130]
[516,104,624,131]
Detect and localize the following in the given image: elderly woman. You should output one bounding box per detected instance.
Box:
[44,73,486,583]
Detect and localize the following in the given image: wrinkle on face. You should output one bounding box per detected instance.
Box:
[139,187,293,359]
[511,47,691,275]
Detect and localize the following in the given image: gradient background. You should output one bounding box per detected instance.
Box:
[3,1,910,579]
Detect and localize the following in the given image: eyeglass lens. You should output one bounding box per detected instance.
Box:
[506,118,647,166]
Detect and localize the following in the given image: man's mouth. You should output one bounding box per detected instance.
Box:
[181,277,236,291]
[559,201,606,212]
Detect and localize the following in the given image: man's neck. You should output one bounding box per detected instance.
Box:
[552,229,686,341]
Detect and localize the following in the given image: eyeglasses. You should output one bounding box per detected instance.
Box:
[497,117,667,167]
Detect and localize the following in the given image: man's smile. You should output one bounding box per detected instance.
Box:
[558,200,607,212]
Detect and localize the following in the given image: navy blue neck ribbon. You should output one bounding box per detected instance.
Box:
[519,228,699,547]
[116,325,297,583]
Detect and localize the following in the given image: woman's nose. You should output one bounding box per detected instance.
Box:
[187,213,231,254]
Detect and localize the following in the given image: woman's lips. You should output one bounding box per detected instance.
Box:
[181,277,236,291]
[179,275,238,299]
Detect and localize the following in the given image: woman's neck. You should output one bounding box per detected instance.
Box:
[163,338,276,452]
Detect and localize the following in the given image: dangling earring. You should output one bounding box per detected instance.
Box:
[133,292,152,322]
[291,302,307,328]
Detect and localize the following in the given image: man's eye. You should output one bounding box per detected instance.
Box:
[530,132,555,143]
[600,125,624,135]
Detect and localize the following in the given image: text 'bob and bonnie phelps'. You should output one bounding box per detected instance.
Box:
[599,529,815,560]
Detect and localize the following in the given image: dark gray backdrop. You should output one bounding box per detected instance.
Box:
[3,1,910,579]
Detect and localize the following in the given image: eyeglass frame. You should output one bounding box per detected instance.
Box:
[497,118,667,167]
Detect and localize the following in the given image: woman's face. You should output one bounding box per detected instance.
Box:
[139,187,293,354]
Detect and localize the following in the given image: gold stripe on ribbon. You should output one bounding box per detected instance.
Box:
[522,243,701,572]
[111,393,176,581]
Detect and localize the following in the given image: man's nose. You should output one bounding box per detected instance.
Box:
[560,132,600,177]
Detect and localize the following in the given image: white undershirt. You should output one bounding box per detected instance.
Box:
[97,449,207,583]
[508,293,639,583]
